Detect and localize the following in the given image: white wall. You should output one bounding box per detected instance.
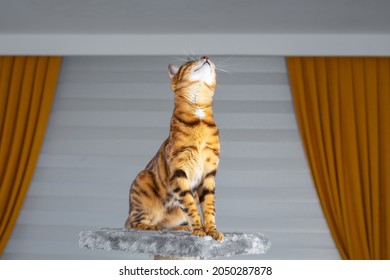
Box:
[1,56,340,260]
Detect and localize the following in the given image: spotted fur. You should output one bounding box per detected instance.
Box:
[125,56,223,241]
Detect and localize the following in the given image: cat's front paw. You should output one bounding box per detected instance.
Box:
[207,230,224,242]
[191,227,207,237]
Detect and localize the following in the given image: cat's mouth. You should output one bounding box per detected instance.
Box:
[189,57,215,84]
[194,61,211,72]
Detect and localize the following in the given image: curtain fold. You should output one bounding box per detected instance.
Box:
[0,56,62,255]
[287,57,390,259]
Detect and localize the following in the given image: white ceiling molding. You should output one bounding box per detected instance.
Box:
[1,0,389,56]
[1,34,390,56]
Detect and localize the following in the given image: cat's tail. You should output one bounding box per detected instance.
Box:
[124,216,132,229]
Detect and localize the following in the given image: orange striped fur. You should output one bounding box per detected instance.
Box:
[125,56,223,241]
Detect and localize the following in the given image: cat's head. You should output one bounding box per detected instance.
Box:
[168,56,216,92]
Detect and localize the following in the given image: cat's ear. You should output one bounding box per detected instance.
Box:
[168,64,179,79]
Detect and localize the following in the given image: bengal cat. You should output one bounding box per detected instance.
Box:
[125,56,223,241]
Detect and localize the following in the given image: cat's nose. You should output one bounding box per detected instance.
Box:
[201,56,209,61]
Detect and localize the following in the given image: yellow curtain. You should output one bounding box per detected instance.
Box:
[0,56,62,255]
[287,57,390,260]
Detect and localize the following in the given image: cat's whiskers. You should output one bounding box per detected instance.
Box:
[172,57,189,63]
[214,56,233,65]
[216,62,242,72]
[187,55,198,62]
[214,56,243,72]
[188,46,198,60]
[215,67,231,73]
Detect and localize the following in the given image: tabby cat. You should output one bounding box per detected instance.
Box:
[125,56,223,241]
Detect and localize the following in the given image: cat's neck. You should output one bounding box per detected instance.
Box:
[171,88,215,125]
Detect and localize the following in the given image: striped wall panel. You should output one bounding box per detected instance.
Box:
[1,56,340,260]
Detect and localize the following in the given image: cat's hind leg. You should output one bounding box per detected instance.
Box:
[125,171,165,231]
[158,207,191,231]
[125,212,161,230]
[125,209,162,231]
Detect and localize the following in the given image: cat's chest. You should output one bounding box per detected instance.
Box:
[188,165,204,190]
[189,124,212,146]
[165,166,204,210]
[194,107,206,119]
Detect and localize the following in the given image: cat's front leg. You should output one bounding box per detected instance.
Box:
[199,171,224,241]
[170,169,206,237]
